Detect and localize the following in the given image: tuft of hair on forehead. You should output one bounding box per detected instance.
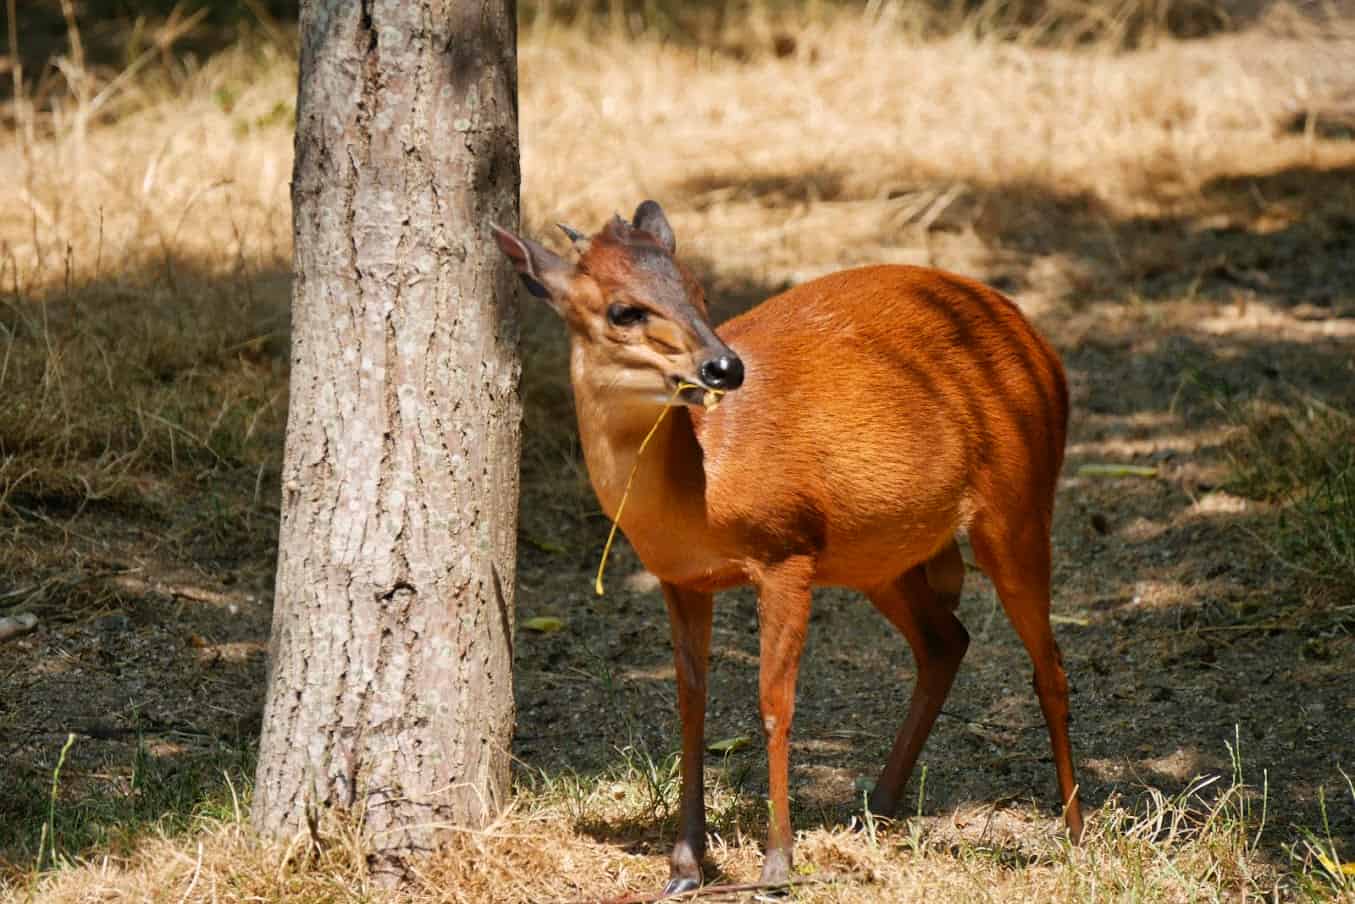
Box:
[581,215,675,278]
[595,214,666,254]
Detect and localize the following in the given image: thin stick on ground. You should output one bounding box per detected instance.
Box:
[574,874,841,904]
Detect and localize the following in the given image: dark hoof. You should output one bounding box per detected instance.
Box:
[662,876,701,897]
[865,793,897,818]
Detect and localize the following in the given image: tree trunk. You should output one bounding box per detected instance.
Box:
[253,0,521,871]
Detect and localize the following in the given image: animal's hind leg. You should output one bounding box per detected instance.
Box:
[969,516,1084,842]
[865,539,969,816]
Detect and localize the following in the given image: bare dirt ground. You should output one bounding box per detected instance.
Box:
[2,10,1355,902]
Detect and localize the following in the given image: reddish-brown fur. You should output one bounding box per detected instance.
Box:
[492,206,1081,892]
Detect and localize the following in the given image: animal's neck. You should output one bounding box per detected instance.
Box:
[570,364,710,566]
[575,388,706,519]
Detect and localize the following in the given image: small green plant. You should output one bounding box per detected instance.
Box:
[858,788,880,850]
[903,764,929,854]
[36,733,77,871]
[1288,770,1355,896]
[617,744,682,823]
[519,764,598,823]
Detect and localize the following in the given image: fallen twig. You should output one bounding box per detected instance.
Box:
[575,874,839,904]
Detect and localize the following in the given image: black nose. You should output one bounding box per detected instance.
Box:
[698,354,744,391]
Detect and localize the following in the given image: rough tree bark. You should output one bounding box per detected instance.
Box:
[252,0,521,869]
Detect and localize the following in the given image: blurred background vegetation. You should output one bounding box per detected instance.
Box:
[1,0,1311,94]
[3,0,1332,140]
[7,0,1248,41]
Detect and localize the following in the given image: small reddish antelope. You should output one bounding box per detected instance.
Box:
[493,202,1081,893]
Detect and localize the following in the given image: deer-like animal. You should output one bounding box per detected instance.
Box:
[492,201,1081,894]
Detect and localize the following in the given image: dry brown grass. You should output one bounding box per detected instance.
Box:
[519,10,1353,282]
[4,3,1355,902]
[13,757,1335,903]
[6,7,1351,294]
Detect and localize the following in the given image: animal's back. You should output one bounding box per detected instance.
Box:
[695,265,1067,585]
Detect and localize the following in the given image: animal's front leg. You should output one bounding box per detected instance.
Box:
[755,558,814,885]
[661,583,714,895]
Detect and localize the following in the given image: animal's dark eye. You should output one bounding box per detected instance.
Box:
[607,303,648,327]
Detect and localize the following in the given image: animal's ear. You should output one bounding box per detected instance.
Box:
[490,223,573,312]
[632,200,675,254]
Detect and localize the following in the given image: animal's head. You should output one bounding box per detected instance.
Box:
[491,201,743,407]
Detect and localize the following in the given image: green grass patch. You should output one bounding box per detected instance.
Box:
[0,734,255,875]
[1225,396,1355,593]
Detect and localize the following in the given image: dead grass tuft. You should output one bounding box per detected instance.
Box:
[522,0,1269,48]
